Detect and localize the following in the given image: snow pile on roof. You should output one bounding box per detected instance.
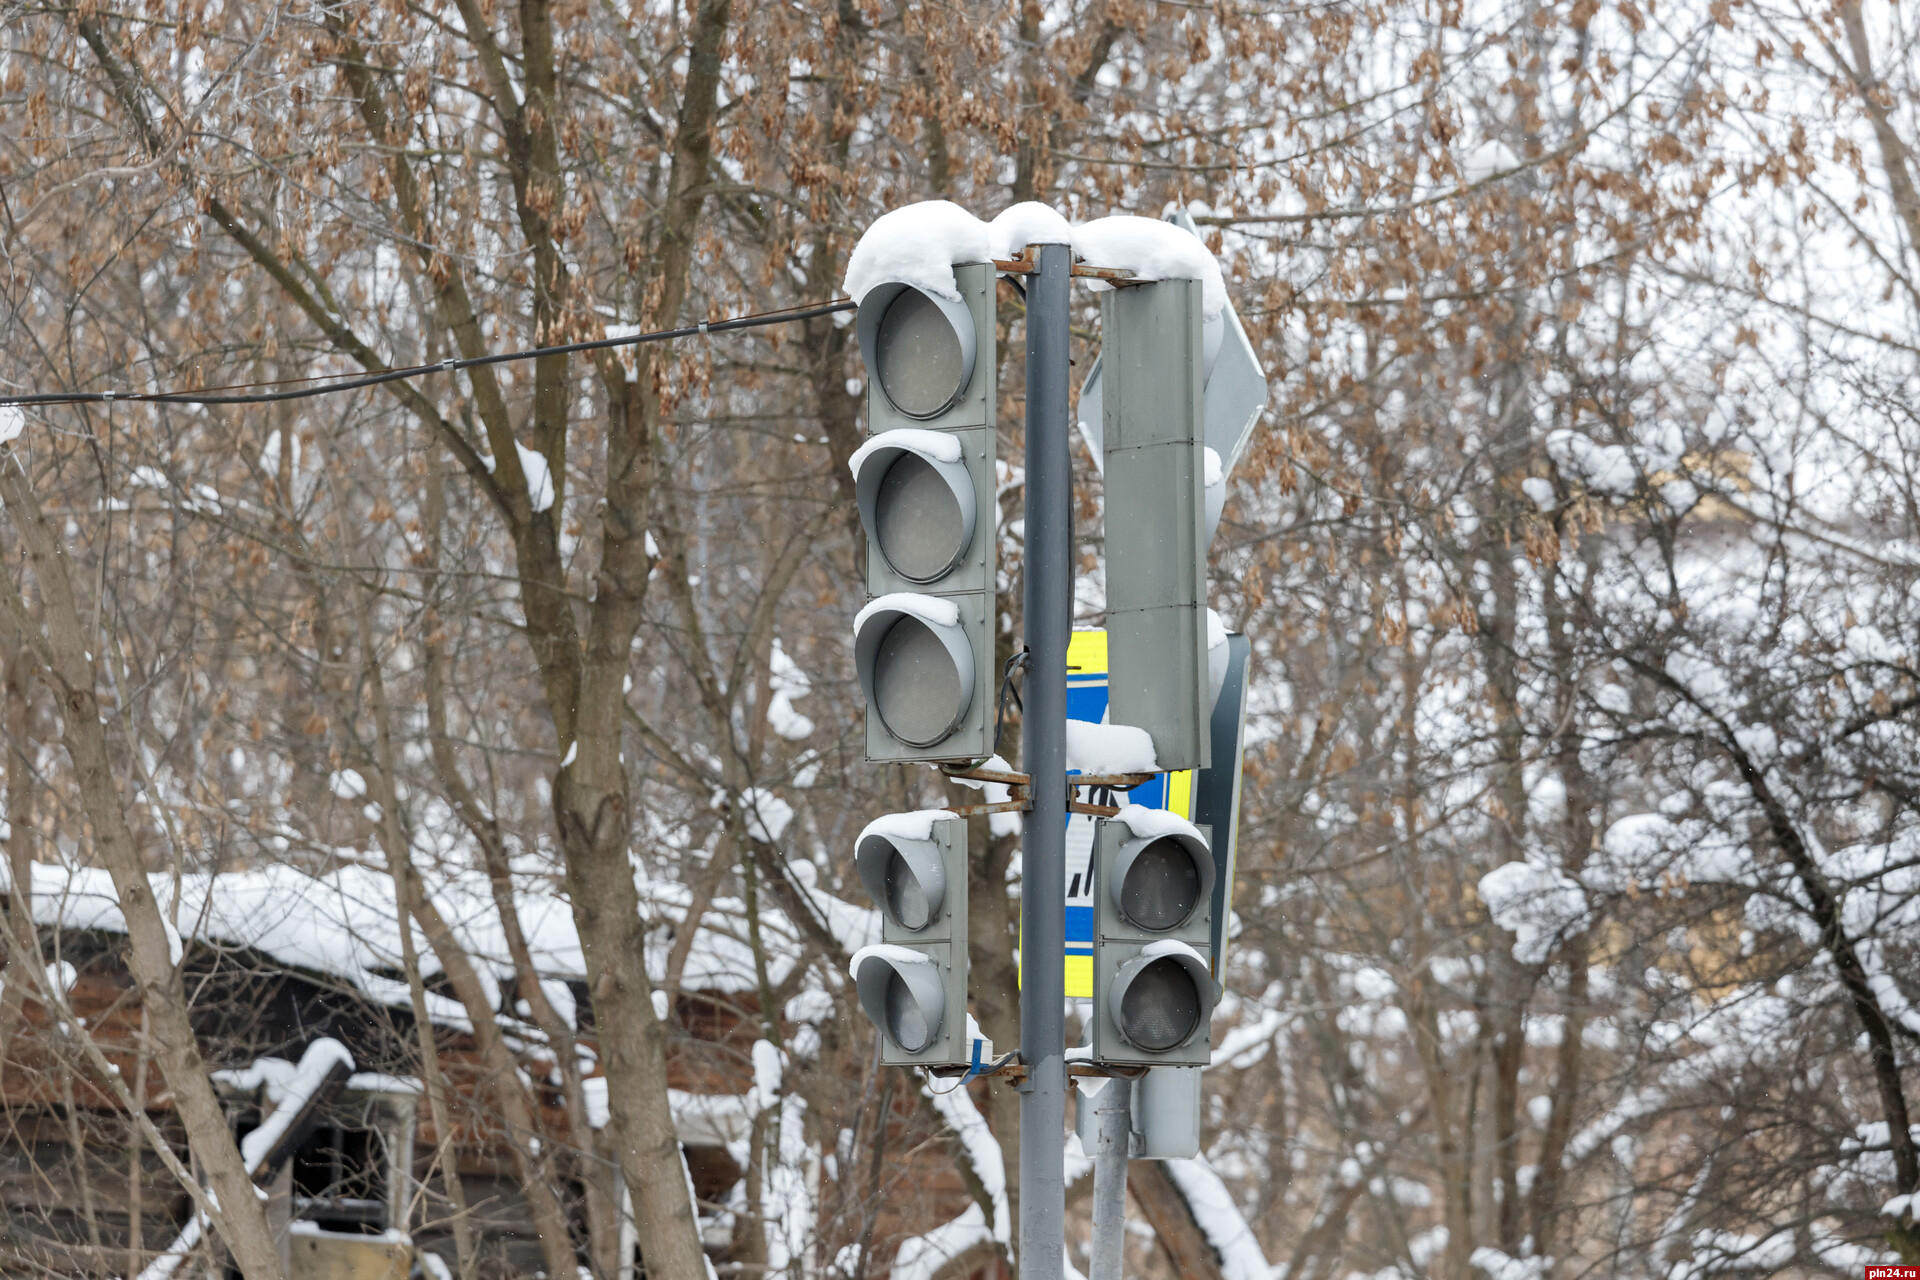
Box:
[1072,215,1227,318]
[988,202,1073,257]
[1065,720,1159,774]
[0,854,871,1012]
[214,1044,373,1110]
[843,201,993,302]
[234,1038,355,1170]
[1478,858,1590,964]
[141,1038,359,1280]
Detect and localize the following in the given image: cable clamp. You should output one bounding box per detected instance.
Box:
[698,320,710,335]
[102,391,116,403]
[441,357,458,374]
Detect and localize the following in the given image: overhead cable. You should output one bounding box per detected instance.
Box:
[0,299,857,409]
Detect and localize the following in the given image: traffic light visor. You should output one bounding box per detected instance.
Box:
[857,282,978,420]
[854,949,947,1053]
[1109,825,1215,933]
[854,597,977,749]
[852,431,978,584]
[1109,945,1215,1053]
[855,831,948,932]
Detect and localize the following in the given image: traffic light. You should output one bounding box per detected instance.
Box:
[1091,806,1218,1067]
[850,264,997,764]
[1099,279,1210,771]
[849,812,971,1066]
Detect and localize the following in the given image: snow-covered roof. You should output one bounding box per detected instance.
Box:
[0,856,878,1021]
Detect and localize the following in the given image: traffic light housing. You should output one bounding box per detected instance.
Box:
[1100,278,1211,771]
[849,812,971,1066]
[850,263,997,763]
[1091,807,1217,1067]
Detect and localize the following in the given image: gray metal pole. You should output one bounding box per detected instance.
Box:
[1089,1077,1133,1280]
[1020,239,1073,1279]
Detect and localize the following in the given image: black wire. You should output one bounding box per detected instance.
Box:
[0,299,857,408]
[991,647,1031,760]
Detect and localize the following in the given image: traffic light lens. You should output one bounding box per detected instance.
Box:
[1119,957,1201,1051]
[1120,837,1203,931]
[885,968,932,1051]
[875,453,968,582]
[872,617,964,747]
[875,289,967,418]
[885,849,933,930]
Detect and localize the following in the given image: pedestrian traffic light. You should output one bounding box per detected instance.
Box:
[1099,279,1210,771]
[1091,807,1217,1067]
[850,263,997,763]
[849,811,971,1066]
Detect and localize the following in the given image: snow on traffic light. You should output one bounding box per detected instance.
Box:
[849,263,997,763]
[1091,806,1218,1068]
[848,811,971,1066]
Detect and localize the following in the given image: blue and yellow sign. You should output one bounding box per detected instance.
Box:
[1063,630,1195,998]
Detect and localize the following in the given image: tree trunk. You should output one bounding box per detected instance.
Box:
[353,595,583,1280]
[966,810,1023,1233]
[559,803,712,1279]
[0,457,288,1280]
[0,630,34,1081]
[1128,1161,1228,1280]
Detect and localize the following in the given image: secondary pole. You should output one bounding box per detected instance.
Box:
[1020,239,1073,1278]
[1089,1076,1133,1279]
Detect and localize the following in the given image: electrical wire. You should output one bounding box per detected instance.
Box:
[0,298,857,409]
[990,647,1031,761]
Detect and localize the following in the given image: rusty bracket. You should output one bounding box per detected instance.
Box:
[1070,772,1159,789]
[936,767,1156,818]
[942,764,1031,786]
[943,799,1030,818]
[1067,1061,1148,1081]
[1065,770,1157,818]
[991,246,1139,285]
[991,248,1037,275]
[940,762,1033,818]
[930,1060,1139,1083]
[928,1058,1029,1085]
[1070,263,1141,285]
